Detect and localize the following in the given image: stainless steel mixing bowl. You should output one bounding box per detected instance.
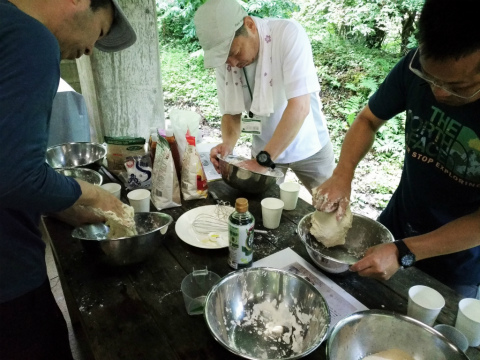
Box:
[297,212,394,274]
[45,142,106,169]
[218,155,283,194]
[56,167,103,186]
[204,267,330,360]
[327,310,469,359]
[71,212,173,266]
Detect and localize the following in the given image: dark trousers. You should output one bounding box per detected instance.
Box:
[0,278,73,360]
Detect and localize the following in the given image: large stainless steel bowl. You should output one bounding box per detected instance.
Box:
[45,142,106,169]
[56,167,103,186]
[204,267,330,360]
[218,155,283,194]
[71,212,173,266]
[297,212,394,274]
[327,310,469,359]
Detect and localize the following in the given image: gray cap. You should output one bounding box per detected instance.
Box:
[194,0,247,68]
[95,0,136,52]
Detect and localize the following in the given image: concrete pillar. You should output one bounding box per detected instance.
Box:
[76,0,164,143]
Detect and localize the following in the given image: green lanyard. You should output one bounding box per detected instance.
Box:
[243,68,254,118]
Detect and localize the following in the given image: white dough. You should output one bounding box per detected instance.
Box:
[310,206,352,247]
[362,348,414,360]
[93,204,137,239]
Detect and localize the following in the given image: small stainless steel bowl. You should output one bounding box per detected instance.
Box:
[71,212,173,266]
[45,142,106,169]
[56,167,103,186]
[218,155,283,194]
[327,310,469,359]
[297,212,394,274]
[204,267,330,360]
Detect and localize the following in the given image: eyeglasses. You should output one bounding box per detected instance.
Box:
[408,48,480,100]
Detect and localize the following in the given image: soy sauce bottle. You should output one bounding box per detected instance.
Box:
[228,198,255,269]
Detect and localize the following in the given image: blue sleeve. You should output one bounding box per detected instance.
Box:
[0,17,81,212]
[368,50,416,120]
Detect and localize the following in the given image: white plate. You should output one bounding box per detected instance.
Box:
[175,205,234,249]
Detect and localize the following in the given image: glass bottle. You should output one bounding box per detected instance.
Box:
[228,198,255,269]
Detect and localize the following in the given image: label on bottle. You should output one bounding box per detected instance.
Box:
[228,221,254,269]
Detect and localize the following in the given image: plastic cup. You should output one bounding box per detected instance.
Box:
[101,183,121,199]
[407,285,445,326]
[261,198,284,229]
[127,189,151,212]
[455,298,480,347]
[279,182,300,211]
[181,269,220,315]
[434,324,469,352]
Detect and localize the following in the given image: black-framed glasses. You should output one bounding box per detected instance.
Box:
[408,48,480,100]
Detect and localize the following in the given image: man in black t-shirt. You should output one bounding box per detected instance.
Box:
[313,0,480,298]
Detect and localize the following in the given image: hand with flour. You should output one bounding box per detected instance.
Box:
[312,172,351,221]
[51,180,128,227]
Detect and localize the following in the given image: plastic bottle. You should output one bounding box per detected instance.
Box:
[148,127,158,164]
[228,198,255,269]
[165,128,182,183]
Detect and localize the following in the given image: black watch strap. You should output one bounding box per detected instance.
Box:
[393,239,416,268]
[256,151,276,169]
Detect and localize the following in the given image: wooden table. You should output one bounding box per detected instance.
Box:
[43,168,480,360]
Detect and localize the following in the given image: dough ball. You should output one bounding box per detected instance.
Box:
[310,206,352,248]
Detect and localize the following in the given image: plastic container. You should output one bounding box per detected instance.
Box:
[228,198,255,269]
[181,268,220,315]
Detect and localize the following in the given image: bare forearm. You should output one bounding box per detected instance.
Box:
[405,209,480,260]
[264,95,310,160]
[221,114,241,149]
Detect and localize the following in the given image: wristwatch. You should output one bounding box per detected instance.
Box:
[393,239,416,268]
[256,151,276,169]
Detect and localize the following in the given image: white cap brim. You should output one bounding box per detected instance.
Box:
[95,0,136,52]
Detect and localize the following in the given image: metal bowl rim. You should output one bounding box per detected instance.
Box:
[326,309,469,359]
[46,141,107,168]
[204,266,331,360]
[55,167,103,185]
[71,212,173,241]
[297,212,394,266]
[218,155,284,178]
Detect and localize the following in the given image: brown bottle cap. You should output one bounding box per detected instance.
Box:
[235,198,248,213]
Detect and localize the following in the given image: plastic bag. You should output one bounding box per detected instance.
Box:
[180,133,208,200]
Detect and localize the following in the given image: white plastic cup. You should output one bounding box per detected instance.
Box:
[261,198,284,229]
[433,324,469,352]
[455,298,480,347]
[407,285,445,326]
[279,182,301,211]
[127,189,151,213]
[101,183,121,199]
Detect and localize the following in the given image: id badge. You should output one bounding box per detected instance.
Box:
[241,115,262,135]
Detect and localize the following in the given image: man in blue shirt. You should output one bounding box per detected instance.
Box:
[0,0,136,358]
[314,0,480,299]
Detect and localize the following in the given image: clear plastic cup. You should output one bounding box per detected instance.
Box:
[181,269,220,315]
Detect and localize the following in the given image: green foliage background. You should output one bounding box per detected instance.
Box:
[156,0,424,208]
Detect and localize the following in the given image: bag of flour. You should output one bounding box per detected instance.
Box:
[150,133,181,210]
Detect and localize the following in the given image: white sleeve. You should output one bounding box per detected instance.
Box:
[280,21,320,99]
[215,67,226,115]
